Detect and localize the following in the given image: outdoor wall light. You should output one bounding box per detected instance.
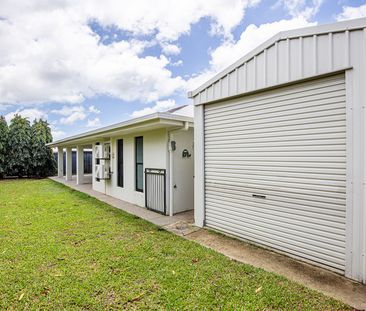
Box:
[171,140,176,151]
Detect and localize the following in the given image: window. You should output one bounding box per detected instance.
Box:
[135,136,143,192]
[95,142,100,165]
[117,139,124,187]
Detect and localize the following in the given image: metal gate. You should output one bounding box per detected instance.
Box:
[145,168,166,214]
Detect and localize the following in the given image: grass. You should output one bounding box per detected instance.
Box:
[0,179,350,310]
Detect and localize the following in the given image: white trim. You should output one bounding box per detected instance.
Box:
[76,145,84,185]
[362,27,366,284]
[345,68,354,279]
[65,147,72,181]
[57,147,64,178]
[194,105,205,227]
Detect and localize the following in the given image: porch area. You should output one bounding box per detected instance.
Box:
[49,176,196,235]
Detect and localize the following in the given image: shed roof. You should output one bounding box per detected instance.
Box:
[188,17,366,104]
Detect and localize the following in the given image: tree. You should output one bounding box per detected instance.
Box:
[7,114,32,177]
[0,116,9,178]
[30,119,56,177]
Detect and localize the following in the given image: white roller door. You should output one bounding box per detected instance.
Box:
[204,74,346,273]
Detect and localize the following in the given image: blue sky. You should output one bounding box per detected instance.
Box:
[0,0,365,140]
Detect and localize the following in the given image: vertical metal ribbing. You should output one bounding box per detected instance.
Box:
[286,38,290,81]
[275,41,279,84]
[329,32,333,71]
[345,30,350,67]
[263,49,267,87]
[299,36,303,78]
[144,168,166,215]
[227,73,230,96]
[219,78,223,98]
[244,63,247,93]
[313,34,318,75]
[235,68,239,94]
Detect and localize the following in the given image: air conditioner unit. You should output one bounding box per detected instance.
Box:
[95,164,101,178]
[103,143,111,160]
[94,143,110,160]
[94,145,103,159]
[95,163,111,180]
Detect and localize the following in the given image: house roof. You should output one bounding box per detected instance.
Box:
[188,17,366,103]
[48,105,194,147]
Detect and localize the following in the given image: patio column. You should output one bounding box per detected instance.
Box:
[57,147,64,178]
[76,145,84,185]
[65,147,73,181]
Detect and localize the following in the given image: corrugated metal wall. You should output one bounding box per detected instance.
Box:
[192,20,366,283]
[204,74,346,273]
[193,23,366,105]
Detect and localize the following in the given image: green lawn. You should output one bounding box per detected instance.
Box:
[0,179,349,310]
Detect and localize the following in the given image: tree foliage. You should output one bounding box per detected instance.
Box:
[7,115,32,177]
[0,116,9,178]
[0,114,56,178]
[30,119,56,177]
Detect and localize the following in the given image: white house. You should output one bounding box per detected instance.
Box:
[49,105,194,216]
[189,18,366,284]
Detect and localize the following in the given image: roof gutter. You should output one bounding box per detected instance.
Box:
[47,113,193,147]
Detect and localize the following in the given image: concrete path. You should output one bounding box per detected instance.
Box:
[49,177,366,310]
[49,177,197,233]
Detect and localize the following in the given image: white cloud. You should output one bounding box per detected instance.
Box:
[51,105,101,125]
[275,0,324,19]
[161,43,181,55]
[51,105,87,125]
[88,105,100,114]
[170,60,183,67]
[86,117,101,127]
[187,17,316,90]
[51,129,66,140]
[51,106,85,117]
[59,112,87,125]
[5,108,47,123]
[210,17,316,71]
[131,99,177,118]
[337,4,366,21]
[0,0,259,106]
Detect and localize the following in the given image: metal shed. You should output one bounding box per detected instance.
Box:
[189,18,366,284]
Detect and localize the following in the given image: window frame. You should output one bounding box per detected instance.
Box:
[95,142,100,182]
[117,139,124,188]
[135,136,143,192]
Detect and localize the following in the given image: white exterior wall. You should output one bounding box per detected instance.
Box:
[99,129,169,208]
[192,20,366,283]
[170,128,194,214]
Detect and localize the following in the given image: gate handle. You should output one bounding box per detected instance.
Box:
[252,194,266,199]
